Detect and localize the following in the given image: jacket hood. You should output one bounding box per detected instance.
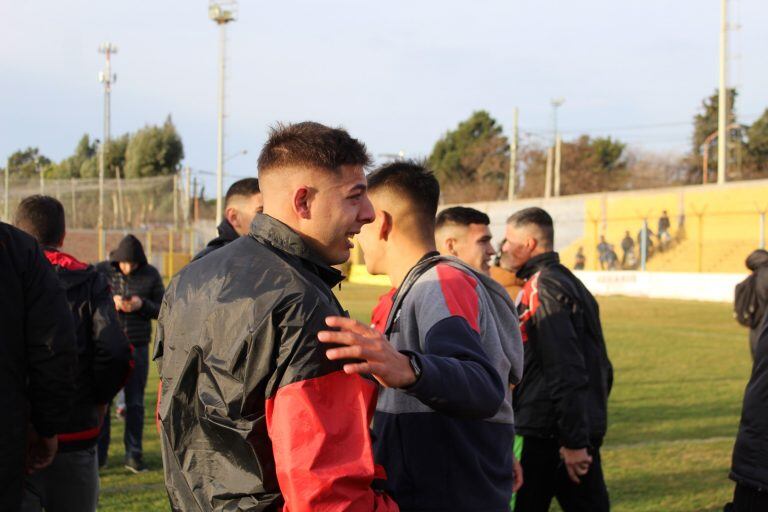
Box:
[44,249,94,289]
[249,214,343,288]
[110,234,147,265]
[516,251,560,280]
[746,249,768,271]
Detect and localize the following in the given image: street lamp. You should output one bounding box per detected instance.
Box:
[98,42,117,261]
[209,1,238,225]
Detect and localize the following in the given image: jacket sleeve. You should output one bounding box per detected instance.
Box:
[23,239,78,437]
[265,300,399,512]
[138,268,165,319]
[532,279,591,449]
[404,265,505,419]
[90,272,133,403]
[402,316,505,419]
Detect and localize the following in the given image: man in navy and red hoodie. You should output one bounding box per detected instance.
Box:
[15,195,132,512]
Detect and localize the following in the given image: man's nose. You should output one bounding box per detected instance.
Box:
[358,194,375,224]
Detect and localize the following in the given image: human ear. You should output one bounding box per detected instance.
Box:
[225,206,239,229]
[293,186,311,219]
[380,211,393,241]
[446,237,458,256]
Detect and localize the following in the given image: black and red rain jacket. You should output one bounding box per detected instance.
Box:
[154,214,398,512]
[44,248,133,451]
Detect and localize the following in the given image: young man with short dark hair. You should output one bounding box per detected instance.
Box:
[155,122,398,511]
[500,207,613,512]
[435,206,496,275]
[193,177,263,261]
[15,195,132,511]
[319,161,524,511]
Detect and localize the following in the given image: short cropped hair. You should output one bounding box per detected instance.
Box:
[507,207,554,249]
[436,206,490,230]
[225,178,260,204]
[367,160,440,224]
[15,195,66,247]
[257,121,371,175]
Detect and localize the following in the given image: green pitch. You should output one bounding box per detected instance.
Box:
[98,283,751,511]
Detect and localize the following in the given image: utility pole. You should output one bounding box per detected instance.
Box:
[554,135,562,197]
[544,147,554,199]
[551,98,564,197]
[508,108,518,202]
[717,0,728,185]
[36,155,44,194]
[209,2,238,226]
[98,42,117,260]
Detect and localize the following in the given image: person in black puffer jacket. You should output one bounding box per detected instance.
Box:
[15,196,132,511]
[96,234,164,473]
[728,312,768,511]
[0,222,77,511]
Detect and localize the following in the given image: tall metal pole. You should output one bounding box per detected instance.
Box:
[554,135,562,197]
[98,42,117,260]
[508,107,518,202]
[717,0,728,185]
[544,147,554,199]
[215,23,227,226]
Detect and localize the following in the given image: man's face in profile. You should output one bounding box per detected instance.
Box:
[304,165,375,266]
[451,223,495,275]
[228,193,264,236]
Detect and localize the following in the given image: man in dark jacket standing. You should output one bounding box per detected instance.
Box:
[500,207,613,512]
[739,249,768,359]
[728,313,768,511]
[0,222,77,511]
[155,122,398,511]
[193,177,262,261]
[97,234,164,472]
[15,195,132,511]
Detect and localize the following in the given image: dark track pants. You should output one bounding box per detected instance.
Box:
[727,483,768,512]
[513,436,609,512]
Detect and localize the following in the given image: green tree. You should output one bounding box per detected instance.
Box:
[428,110,509,188]
[6,147,51,179]
[747,109,768,173]
[692,88,738,154]
[49,134,97,178]
[124,116,184,178]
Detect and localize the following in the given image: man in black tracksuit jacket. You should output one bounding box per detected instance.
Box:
[96,234,164,471]
[728,312,768,511]
[500,207,613,512]
[0,222,77,511]
[192,177,262,261]
[15,195,132,511]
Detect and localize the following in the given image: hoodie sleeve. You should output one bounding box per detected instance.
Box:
[90,272,133,403]
[265,298,399,512]
[22,237,78,437]
[138,267,165,319]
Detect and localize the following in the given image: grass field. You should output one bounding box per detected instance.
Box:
[98,283,752,511]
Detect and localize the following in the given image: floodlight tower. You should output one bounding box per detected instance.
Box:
[209,1,238,225]
[98,42,117,260]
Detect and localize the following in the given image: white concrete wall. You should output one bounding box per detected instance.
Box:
[574,271,747,303]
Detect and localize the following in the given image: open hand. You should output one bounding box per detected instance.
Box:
[318,316,417,389]
[26,428,58,474]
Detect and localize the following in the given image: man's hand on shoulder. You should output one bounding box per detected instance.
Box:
[559,446,592,484]
[319,316,417,389]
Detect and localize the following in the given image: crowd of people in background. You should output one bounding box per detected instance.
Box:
[1,121,766,512]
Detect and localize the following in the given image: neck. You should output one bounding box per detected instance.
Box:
[386,237,437,289]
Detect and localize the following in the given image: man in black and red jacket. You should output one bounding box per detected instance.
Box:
[155,122,398,511]
[15,195,132,511]
[500,207,613,512]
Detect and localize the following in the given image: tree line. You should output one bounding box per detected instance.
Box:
[2,116,184,181]
[429,89,768,202]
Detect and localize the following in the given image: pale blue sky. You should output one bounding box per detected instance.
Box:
[1,0,766,192]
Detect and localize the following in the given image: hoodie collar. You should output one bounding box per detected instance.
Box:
[516,251,560,280]
[249,214,344,287]
[44,248,89,271]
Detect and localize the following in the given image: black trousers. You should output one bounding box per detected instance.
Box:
[514,436,609,512]
[727,483,768,512]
